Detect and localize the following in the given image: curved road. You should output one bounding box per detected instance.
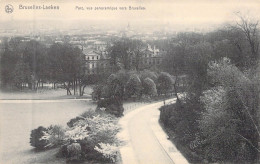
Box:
[118,100,188,164]
[129,103,173,164]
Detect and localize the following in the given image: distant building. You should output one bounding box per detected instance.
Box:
[120,23,136,38]
[83,41,109,74]
[82,40,164,74]
[130,44,165,70]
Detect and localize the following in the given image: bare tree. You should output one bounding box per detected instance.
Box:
[235,13,259,64]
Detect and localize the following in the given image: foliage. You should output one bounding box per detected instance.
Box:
[107,38,145,71]
[47,43,85,83]
[157,72,173,95]
[94,143,119,162]
[160,100,199,143]
[30,125,66,149]
[98,70,159,100]
[31,110,121,162]
[63,110,121,162]
[0,40,86,94]
[198,58,259,162]
[30,126,49,149]
[142,77,157,96]
[97,97,124,117]
[125,74,142,98]
[140,69,158,82]
[92,84,104,100]
[67,116,85,128]
[39,125,66,149]
[66,143,81,160]
[106,73,124,98]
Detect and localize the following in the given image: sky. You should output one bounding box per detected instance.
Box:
[0,0,259,31]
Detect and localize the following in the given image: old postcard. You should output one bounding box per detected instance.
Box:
[0,0,260,163]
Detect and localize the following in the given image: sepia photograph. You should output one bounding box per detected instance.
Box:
[0,0,260,163]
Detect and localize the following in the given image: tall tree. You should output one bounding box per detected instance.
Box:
[47,43,85,95]
[235,13,259,67]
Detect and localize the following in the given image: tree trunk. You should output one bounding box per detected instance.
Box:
[65,82,72,95]
[73,80,76,95]
[79,80,82,96]
[80,85,87,96]
[76,79,78,93]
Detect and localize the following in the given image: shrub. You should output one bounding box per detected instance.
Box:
[67,143,82,160]
[125,74,142,98]
[97,97,124,117]
[67,116,85,128]
[94,143,119,162]
[140,69,158,82]
[46,125,66,148]
[30,125,66,149]
[143,77,157,96]
[63,110,121,162]
[30,126,49,149]
[160,100,200,143]
[157,72,173,95]
[92,84,104,100]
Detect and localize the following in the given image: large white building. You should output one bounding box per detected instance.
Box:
[83,41,110,74]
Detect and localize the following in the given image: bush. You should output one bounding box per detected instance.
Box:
[67,116,85,128]
[30,125,66,149]
[159,100,201,162]
[30,126,49,149]
[94,143,119,162]
[125,74,142,98]
[143,77,157,96]
[63,110,121,162]
[46,125,66,148]
[92,84,104,100]
[140,69,158,82]
[97,97,124,117]
[67,143,82,160]
[157,72,173,95]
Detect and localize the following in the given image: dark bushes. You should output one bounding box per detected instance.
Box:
[159,100,202,162]
[30,125,66,150]
[97,97,124,117]
[30,126,49,149]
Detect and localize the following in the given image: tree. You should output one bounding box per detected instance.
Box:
[157,72,173,95]
[0,46,19,88]
[107,38,145,71]
[157,72,173,104]
[107,38,131,71]
[125,74,142,98]
[199,58,259,162]
[106,73,124,98]
[142,78,157,96]
[235,13,259,66]
[12,60,31,89]
[22,40,47,89]
[129,39,145,71]
[47,43,85,95]
[140,69,158,82]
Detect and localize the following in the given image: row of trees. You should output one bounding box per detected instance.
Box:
[159,15,260,163]
[93,69,173,101]
[0,40,91,95]
[0,37,160,95]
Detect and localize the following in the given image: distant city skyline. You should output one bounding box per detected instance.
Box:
[0,0,259,33]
